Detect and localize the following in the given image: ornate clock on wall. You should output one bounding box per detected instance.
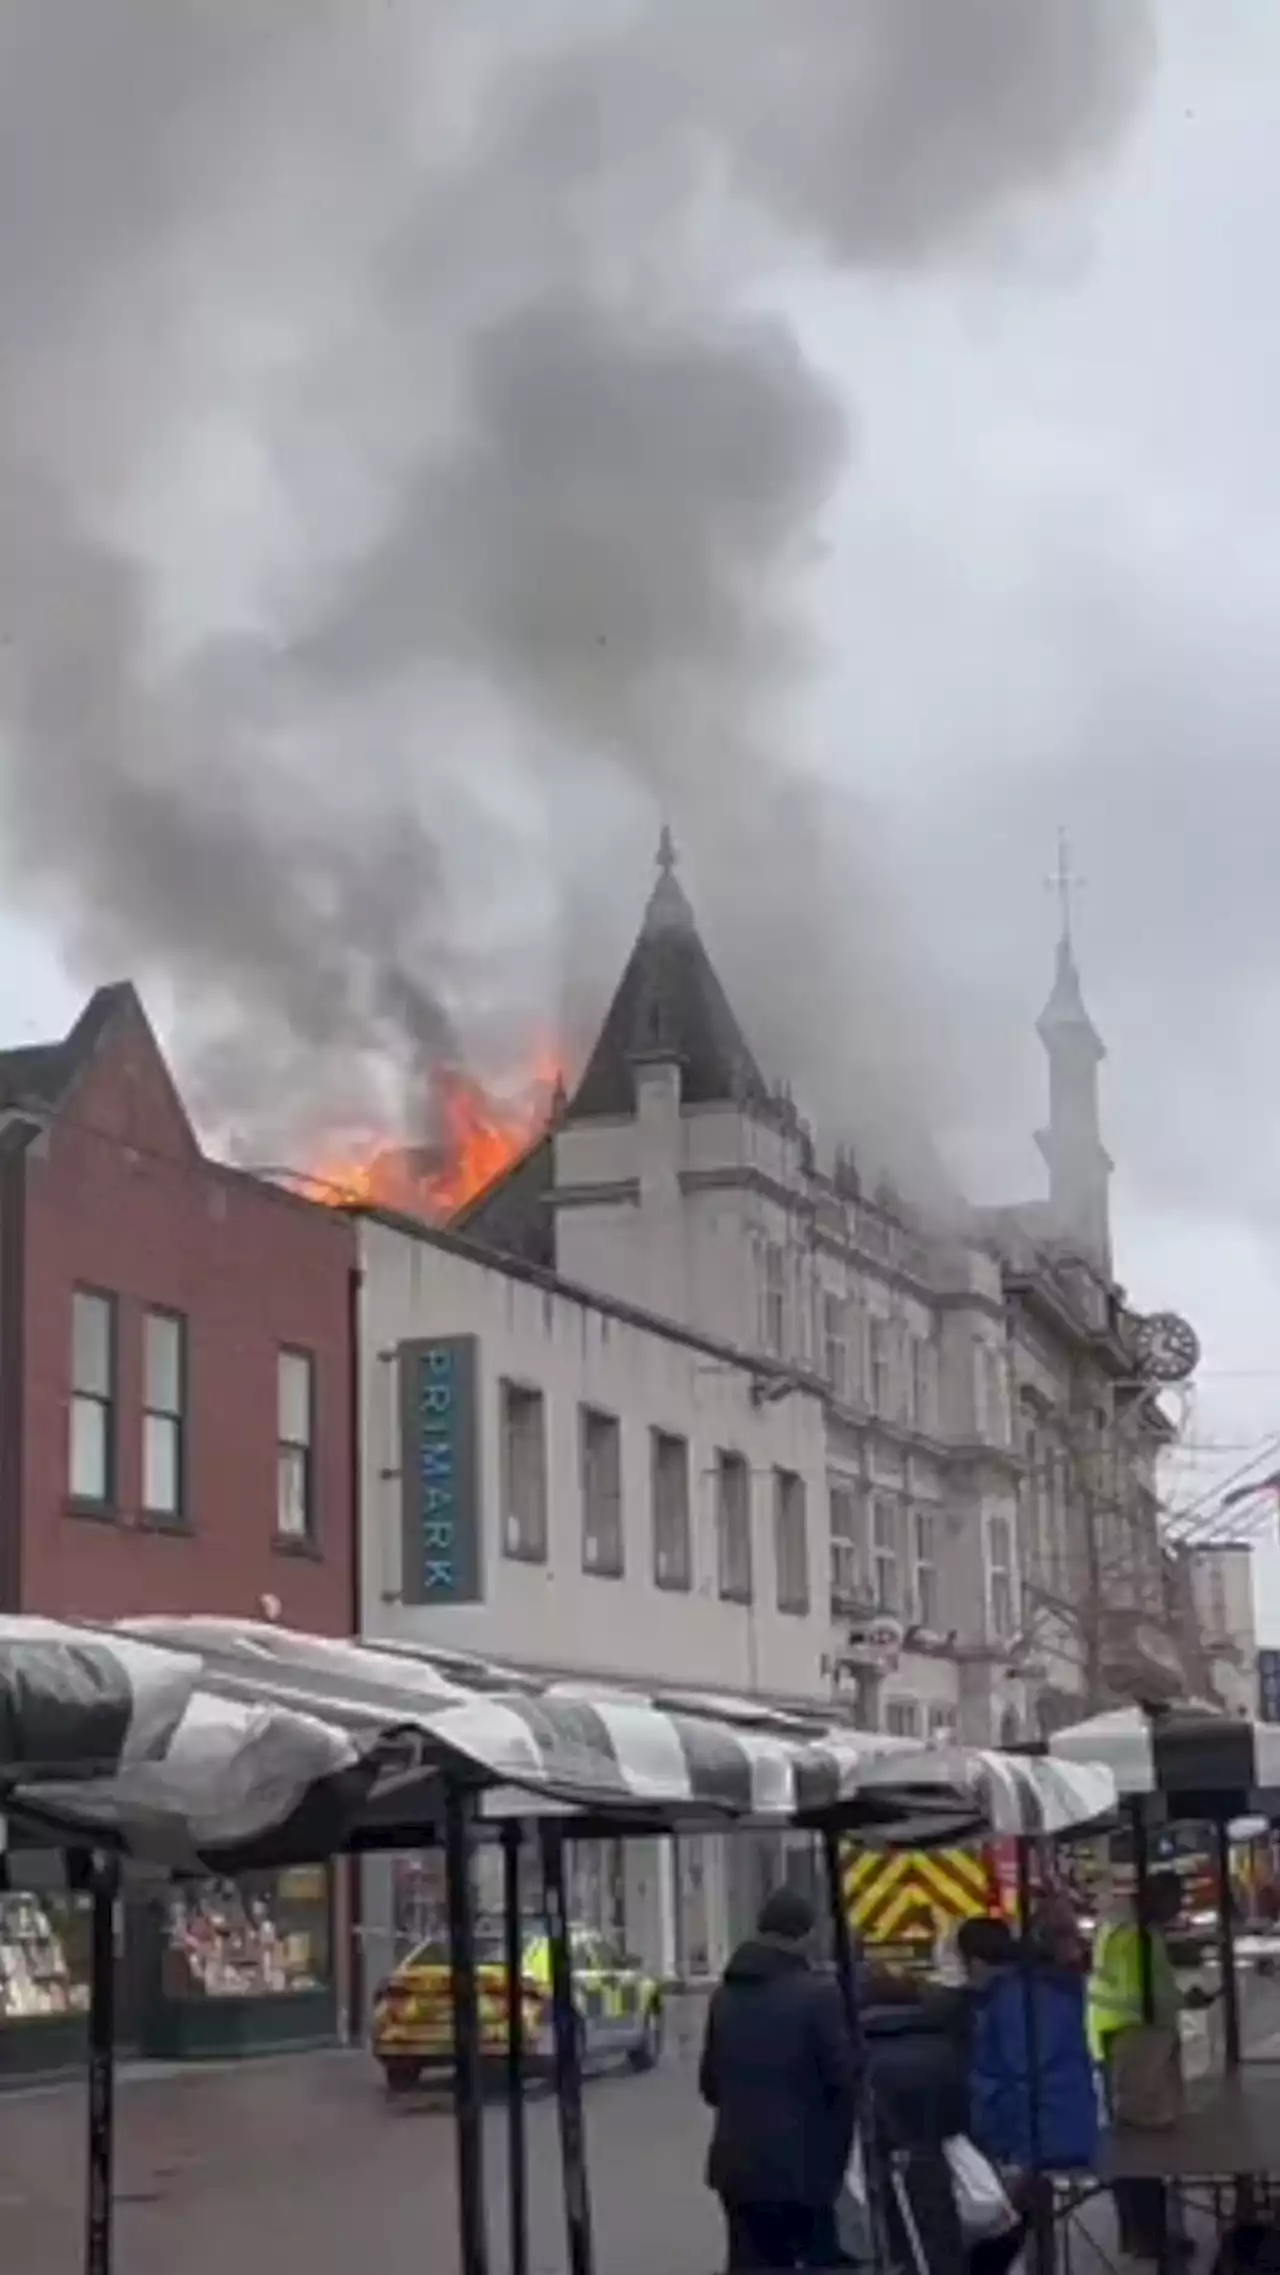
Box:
[1132,1311,1200,1385]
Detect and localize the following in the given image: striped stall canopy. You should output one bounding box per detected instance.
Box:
[1048,1701,1280,1808]
[0,1614,1117,1867]
[0,1616,205,1776]
[840,1740,1116,1838]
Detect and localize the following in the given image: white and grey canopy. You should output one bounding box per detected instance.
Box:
[848,1742,1115,1840]
[1048,1701,1280,1812]
[0,1614,1117,1869]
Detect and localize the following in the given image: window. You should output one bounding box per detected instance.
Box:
[651,1431,692,1591]
[500,1381,547,1562]
[277,1349,315,1540]
[829,1484,866,1611]
[70,1290,116,1504]
[580,1407,623,1578]
[885,1699,919,1740]
[773,1470,809,1615]
[143,1310,186,1522]
[716,1451,753,1604]
[912,1509,939,1630]
[1057,1454,1075,1595]
[910,1338,934,1433]
[869,1319,891,1416]
[762,1244,785,1358]
[988,1513,1016,1642]
[823,1295,848,1401]
[982,1346,1007,1444]
[928,1704,955,1741]
[872,1495,900,1613]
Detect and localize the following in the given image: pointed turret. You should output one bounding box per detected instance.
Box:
[569,827,766,1117]
[1036,934,1104,1061]
[1035,834,1112,1272]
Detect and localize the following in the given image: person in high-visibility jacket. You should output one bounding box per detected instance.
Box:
[1087,1872,1196,2262]
[1086,1875,1182,2061]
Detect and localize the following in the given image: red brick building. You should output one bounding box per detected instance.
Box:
[0,982,356,1631]
[0,983,358,2072]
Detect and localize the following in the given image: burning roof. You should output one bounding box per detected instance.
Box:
[313,1053,563,1225]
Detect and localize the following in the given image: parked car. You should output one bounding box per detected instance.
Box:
[371,1919,664,2093]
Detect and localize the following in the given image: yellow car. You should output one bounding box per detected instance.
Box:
[371,1920,664,2094]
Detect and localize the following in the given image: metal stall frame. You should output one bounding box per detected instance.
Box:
[0,1616,1122,2275]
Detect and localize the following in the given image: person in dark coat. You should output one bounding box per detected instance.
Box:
[859,1969,972,2275]
[699,1887,861,2269]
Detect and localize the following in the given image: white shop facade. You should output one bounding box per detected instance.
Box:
[354,1208,841,1988]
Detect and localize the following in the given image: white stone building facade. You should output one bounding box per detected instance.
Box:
[1184,1543,1259,1717]
[352,835,1196,1979]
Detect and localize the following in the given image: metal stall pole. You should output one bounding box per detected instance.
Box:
[1213,1816,1254,2227]
[1131,1801,1178,2266]
[1214,1818,1242,2071]
[822,1828,889,2273]
[444,1787,490,2275]
[821,1825,860,2038]
[1132,1802,1155,2024]
[85,1850,119,2275]
[1016,1841,1054,2275]
[541,1822,595,2275]
[501,1821,529,2275]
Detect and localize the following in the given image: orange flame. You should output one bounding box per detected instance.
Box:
[313,1045,563,1224]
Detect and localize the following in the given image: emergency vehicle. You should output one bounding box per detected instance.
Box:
[843,1841,1010,1970]
[843,1824,1256,1979]
[371,1917,664,2092]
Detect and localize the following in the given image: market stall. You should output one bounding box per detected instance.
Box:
[1048,1701,1280,2254]
[0,1879,91,2077]
[0,1614,1120,2275]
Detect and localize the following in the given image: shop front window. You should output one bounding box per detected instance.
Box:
[163,1869,330,2001]
[0,1891,90,2023]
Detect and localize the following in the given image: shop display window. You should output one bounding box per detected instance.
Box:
[0,1891,91,2023]
[163,1868,331,2002]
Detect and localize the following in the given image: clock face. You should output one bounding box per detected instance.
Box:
[1134,1311,1200,1385]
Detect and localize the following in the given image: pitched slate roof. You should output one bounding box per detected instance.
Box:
[570,826,767,1118]
[0,983,138,1112]
[451,1129,556,1267]
[455,833,767,1265]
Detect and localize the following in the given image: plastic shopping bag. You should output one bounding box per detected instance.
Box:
[943,2136,1018,2242]
[837,2130,874,2263]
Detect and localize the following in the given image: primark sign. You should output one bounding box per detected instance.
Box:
[399,1336,483,1605]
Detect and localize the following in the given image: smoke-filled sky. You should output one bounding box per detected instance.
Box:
[4,3,1280,1625]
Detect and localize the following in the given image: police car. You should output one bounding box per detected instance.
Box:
[371,1920,664,2093]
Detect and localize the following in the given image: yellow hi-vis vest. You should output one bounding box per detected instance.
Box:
[1086,1920,1179,2063]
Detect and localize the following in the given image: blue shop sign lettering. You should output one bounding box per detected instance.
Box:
[400,1334,480,1605]
[418,1347,457,1591]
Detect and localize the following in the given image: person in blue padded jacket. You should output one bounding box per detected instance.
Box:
[956,1916,1099,2177]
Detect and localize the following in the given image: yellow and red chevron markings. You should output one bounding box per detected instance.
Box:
[843,1845,994,1947]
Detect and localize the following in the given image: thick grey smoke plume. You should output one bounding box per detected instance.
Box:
[0,0,1153,1170]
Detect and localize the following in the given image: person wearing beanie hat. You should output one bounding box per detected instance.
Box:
[699,1886,861,2268]
[755,1888,820,1945]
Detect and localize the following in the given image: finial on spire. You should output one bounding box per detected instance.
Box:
[643,821,693,937]
[1047,827,1083,952]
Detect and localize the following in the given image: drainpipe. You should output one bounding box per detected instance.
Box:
[344,1257,365,2039]
[0,1117,38,1613]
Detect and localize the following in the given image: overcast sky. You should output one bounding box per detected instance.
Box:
[2,4,1280,1638]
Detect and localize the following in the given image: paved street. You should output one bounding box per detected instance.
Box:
[1,2016,722,2275]
[5,1975,1280,2275]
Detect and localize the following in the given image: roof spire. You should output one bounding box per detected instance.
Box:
[1050,826,1082,955]
[643,821,694,937]
[1035,828,1111,1271]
